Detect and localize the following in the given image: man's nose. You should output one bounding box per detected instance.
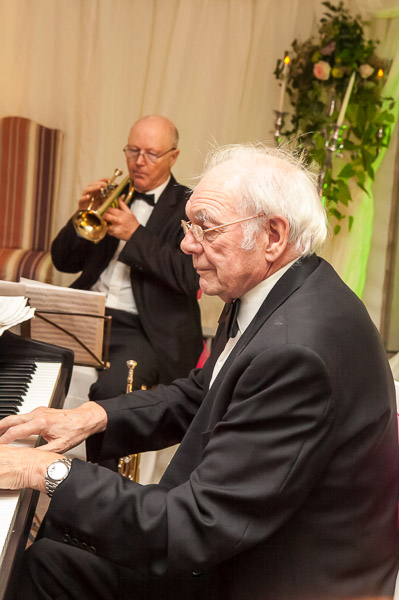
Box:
[135,151,146,165]
[181,230,203,255]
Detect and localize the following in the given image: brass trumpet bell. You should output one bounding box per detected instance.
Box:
[72,209,108,244]
[72,168,133,244]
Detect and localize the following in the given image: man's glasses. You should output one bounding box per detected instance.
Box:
[123,146,176,164]
[181,214,265,242]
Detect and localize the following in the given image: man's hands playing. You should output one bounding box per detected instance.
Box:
[0,402,107,492]
[0,402,107,453]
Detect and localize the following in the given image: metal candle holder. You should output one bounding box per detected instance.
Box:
[273,110,284,146]
[376,126,385,155]
[317,124,344,197]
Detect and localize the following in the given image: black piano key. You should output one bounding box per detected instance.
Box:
[0,365,36,373]
[0,359,36,364]
[0,367,34,372]
[0,362,36,368]
[0,369,33,375]
[0,396,24,407]
[0,371,34,377]
[0,384,30,392]
[0,376,33,384]
[0,385,28,393]
[0,407,19,414]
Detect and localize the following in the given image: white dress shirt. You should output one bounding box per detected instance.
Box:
[91,177,171,314]
[210,258,298,387]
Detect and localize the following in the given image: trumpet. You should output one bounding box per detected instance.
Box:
[118,359,142,482]
[72,168,134,244]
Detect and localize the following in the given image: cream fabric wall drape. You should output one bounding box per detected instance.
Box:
[0,0,319,228]
[0,0,398,333]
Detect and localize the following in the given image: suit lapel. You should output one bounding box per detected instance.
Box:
[204,254,321,393]
[145,176,183,233]
[242,254,321,343]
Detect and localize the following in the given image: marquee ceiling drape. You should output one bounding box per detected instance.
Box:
[0,0,398,337]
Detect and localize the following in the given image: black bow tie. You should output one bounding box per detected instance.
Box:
[218,299,241,340]
[133,191,155,207]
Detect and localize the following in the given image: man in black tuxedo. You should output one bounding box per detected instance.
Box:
[1,143,398,600]
[51,115,202,399]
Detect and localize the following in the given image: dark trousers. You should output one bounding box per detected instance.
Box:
[89,308,159,401]
[12,538,157,600]
[12,538,217,600]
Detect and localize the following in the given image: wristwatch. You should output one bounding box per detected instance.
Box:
[45,458,72,498]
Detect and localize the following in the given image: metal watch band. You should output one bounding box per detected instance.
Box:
[45,458,72,498]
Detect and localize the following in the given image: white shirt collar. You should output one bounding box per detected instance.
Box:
[144,175,171,204]
[237,258,299,334]
[209,257,300,388]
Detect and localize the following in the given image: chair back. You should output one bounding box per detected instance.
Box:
[0,116,63,251]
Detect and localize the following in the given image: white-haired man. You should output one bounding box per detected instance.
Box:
[0,144,397,600]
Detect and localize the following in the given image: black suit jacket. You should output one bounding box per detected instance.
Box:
[51,176,203,383]
[42,256,399,600]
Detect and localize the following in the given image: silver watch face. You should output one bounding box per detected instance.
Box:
[48,461,69,481]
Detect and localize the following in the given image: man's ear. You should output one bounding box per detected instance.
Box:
[265,217,290,263]
[168,149,180,168]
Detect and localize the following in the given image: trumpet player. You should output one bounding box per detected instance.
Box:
[51,115,203,402]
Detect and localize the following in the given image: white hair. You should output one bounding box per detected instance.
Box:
[199,143,328,255]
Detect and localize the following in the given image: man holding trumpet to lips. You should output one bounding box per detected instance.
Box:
[51,115,203,402]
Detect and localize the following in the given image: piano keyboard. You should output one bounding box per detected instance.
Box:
[0,361,62,419]
[0,361,62,566]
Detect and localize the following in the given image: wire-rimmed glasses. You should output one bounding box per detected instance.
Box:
[123,146,176,164]
[181,214,265,242]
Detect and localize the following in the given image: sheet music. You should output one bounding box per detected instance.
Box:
[0,297,35,336]
[19,278,106,366]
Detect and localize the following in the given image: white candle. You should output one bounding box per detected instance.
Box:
[277,56,290,113]
[336,71,356,127]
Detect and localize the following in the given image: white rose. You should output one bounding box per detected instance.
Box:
[359,64,374,79]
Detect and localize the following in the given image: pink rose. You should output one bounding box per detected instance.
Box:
[313,61,331,81]
[359,64,374,79]
[320,41,336,56]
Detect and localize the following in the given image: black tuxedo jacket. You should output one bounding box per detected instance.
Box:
[43,255,399,600]
[51,176,203,383]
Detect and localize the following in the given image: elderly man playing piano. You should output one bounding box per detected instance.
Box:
[0,143,398,600]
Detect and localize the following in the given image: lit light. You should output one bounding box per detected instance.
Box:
[377,68,384,78]
[284,55,290,65]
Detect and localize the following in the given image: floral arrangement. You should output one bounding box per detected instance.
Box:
[274,1,395,234]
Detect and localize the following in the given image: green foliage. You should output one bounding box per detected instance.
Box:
[274,1,395,233]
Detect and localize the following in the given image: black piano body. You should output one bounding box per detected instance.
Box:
[0,330,74,600]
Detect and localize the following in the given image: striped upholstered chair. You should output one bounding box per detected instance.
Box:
[0,116,63,283]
